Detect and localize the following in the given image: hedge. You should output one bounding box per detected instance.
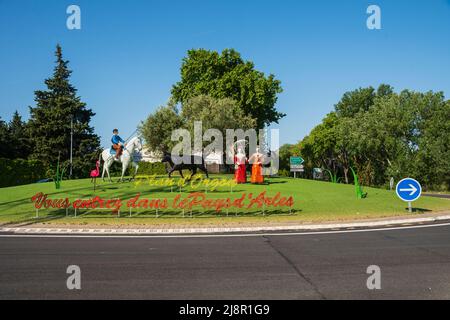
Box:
[136,162,167,175]
[0,158,47,188]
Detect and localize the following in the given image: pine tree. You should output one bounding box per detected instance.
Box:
[28,44,100,178]
[8,110,30,159]
[0,116,10,158]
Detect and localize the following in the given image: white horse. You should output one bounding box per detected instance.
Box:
[101,136,143,182]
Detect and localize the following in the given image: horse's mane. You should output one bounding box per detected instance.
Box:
[125,136,139,147]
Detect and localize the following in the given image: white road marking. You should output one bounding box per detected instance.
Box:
[2,215,450,236]
[0,222,450,238]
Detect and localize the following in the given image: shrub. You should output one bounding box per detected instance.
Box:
[136,162,167,175]
[0,158,47,187]
[278,169,291,177]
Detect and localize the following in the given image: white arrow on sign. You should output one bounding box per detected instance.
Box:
[399,184,418,196]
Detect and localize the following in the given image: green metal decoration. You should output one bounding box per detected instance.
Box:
[54,153,67,190]
[324,169,341,184]
[350,167,367,199]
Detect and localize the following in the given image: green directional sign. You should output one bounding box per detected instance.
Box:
[290,156,304,166]
[290,157,305,176]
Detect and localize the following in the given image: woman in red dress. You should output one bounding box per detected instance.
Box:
[234,148,247,183]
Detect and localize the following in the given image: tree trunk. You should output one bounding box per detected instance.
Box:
[343,167,349,184]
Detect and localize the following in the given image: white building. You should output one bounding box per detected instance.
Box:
[138,147,162,163]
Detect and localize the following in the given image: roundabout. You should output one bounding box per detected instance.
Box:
[1,175,449,230]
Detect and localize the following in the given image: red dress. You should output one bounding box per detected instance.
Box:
[234,153,247,184]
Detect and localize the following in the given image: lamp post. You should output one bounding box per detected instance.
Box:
[69,116,73,178]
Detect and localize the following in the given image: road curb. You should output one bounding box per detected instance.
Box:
[2,214,450,235]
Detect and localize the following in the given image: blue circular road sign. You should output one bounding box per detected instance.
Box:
[396,178,422,202]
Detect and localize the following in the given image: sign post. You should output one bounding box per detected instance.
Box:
[290,157,304,178]
[389,177,394,191]
[395,178,422,213]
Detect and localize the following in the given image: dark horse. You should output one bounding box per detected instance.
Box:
[161,153,209,179]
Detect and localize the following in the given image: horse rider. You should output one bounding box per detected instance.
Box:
[111,128,125,159]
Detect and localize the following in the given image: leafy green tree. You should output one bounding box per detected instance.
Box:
[334,117,357,184]
[335,87,376,118]
[335,89,449,189]
[171,49,284,129]
[297,84,450,190]
[141,95,256,155]
[412,92,450,190]
[181,95,256,139]
[182,95,257,163]
[334,84,394,118]
[28,45,100,177]
[299,112,339,170]
[303,84,396,184]
[356,92,415,183]
[278,144,295,172]
[376,83,394,97]
[139,104,183,153]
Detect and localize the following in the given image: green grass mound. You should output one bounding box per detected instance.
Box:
[0,174,449,226]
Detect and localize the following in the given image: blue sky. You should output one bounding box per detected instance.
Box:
[1,0,449,148]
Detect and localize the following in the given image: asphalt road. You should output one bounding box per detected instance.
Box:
[1,224,450,299]
[424,193,450,199]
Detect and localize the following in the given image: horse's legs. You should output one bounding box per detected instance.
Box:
[189,167,197,180]
[168,168,175,178]
[129,162,139,181]
[133,163,139,180]
[179,169,184,179]
[106,161,112,182]
[119,162,127,182]
[102,163,106,181]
